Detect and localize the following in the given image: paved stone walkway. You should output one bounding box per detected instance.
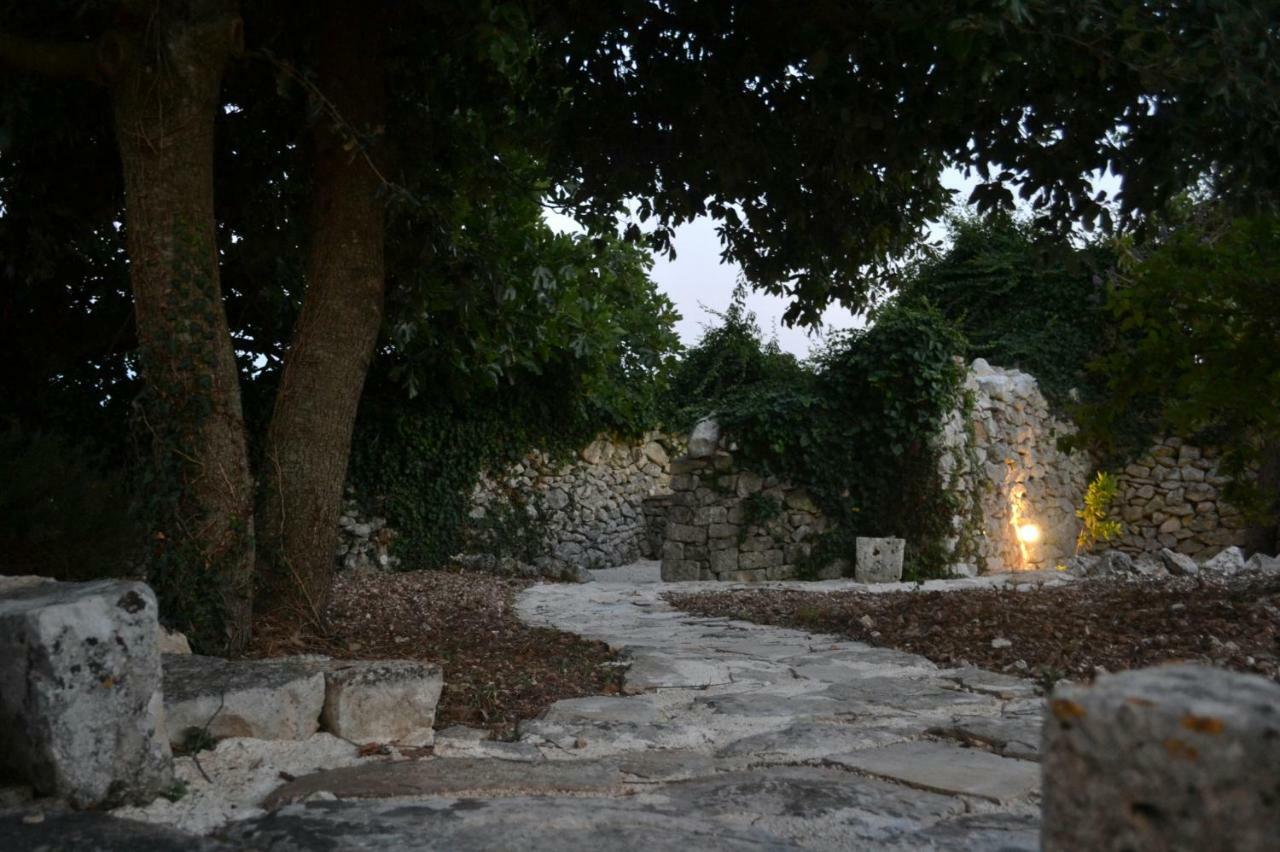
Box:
[219,565,1049,849]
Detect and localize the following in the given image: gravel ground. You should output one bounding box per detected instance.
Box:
[249,570,623,738]
[667,571,1280,689]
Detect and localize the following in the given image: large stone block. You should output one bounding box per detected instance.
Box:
[855,537,905,583]
[1042,665,1280,852]
[0,579,173,807]
[687,418,721,458]
[321,661,443,746]
[162,655,325,744]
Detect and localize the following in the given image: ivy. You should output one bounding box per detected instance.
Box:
[689,301,968,580]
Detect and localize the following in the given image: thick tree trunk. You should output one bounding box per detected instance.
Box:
[109,3,255,653]
[255,2,387,622]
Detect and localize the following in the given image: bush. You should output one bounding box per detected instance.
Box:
[695,301,969,579]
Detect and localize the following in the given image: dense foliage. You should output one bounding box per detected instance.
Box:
[1080,213,1280,533]
[893,215,1113,411]
[351,225,680,570]
[683,302,968,579]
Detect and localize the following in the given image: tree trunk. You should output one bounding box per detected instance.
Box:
[255,2,387,623]
[110,2,255,654]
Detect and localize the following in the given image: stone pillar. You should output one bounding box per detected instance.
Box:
[1041,664,1280,852]
[0,577,173,807]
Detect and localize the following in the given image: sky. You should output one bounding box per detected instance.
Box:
[546,167,1121,359]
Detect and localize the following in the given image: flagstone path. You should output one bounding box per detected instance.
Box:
[218,564,1054,850]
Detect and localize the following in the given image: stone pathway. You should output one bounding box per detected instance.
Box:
[218,564,1049,849]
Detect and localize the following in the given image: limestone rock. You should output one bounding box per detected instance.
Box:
[687,418,721,458]
[162,655,325,745]
[159,627,192,655]
[0,579,173,807]
[320,661,443,746]
[855,537,905,583]
[1245,552,1280,574]
[1042,665,1280,852]
[1202,546,1245,575]
[1159,547,1199,576]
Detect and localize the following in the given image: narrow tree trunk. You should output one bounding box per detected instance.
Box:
[110,3,255,653]
[255,2,387,622]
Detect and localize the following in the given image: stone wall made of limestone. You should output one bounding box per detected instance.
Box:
[468,432,681,569]
[941,359,1091,573]
[1113,437,1247,561]
[659,452,830,582]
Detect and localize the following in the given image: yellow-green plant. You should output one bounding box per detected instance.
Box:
[1075,471,1124,554]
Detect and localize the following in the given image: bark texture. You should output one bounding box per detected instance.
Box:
[255,1,387,622]
[110,2,255,653]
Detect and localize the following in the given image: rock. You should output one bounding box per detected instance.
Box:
[1060,554,1099,577]
[855,537,905,583]
[158,627,192,655]
[1244,552,1280,574]
[687,418,721,458]
[320,661,443,746]
[0,579,173,808]
[1042,665,1280,852]
[1202,546,1245,575]
[162,655,325,745]
[1159,547,1199,576]
[991,638,1013,650]
[1097,549,1133,576]
[641,441,670,467]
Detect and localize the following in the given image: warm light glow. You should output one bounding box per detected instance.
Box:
[1016,523,1041,544]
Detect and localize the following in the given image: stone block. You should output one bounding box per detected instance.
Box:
[162,654,325,744]
[726,570,767,583]
[1202,546,1245,575]
[668,457,707,476]
[1159,547,1198,576]
[708,523,740,540]
[666,523,707,544]
[661,559,701,582]
[0,579,173,807]
[1042,665,1280,852]
[739,550,783,570]
[709,550,738,574]
[855,537,905,583]
[660,541,684,562]
[321,661,443,746]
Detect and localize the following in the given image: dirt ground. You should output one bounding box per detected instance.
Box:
[667,572,1280,689]
[249,569,623,739]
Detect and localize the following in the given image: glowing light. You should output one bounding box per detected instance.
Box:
[1016,523,1041,544]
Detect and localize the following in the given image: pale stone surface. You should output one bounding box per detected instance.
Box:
[320,660,442,746]
[1202,545,1245,574]
[0,579,173,807]
[828,741,1040,803]
[93,567,1058,844]
[162,655,325,744]
[855,536,905,583]
[687,417,721,458]
[1041,664,1280,852]
[159,627,192,655]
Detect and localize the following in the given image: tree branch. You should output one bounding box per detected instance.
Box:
[0,32,103,82]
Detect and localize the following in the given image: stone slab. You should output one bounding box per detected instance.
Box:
[623,654,732,693]
[828,740,1040,803]
[162,654,325,744]
[0,579,173,807]
[544,695,664,725]
[0,810,233,851]
[320,660,442,746]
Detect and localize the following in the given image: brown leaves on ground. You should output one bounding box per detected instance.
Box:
[667,573,1280,689]
[249,570,623,739]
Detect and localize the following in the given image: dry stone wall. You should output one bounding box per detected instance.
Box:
[1112,437,1247,561]
[659,451,830,582]
[941,359,1091,573]
[469,432,682,569]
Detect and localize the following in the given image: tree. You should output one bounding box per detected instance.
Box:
[1082,213,1280,552]
[4,0,1278,645]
